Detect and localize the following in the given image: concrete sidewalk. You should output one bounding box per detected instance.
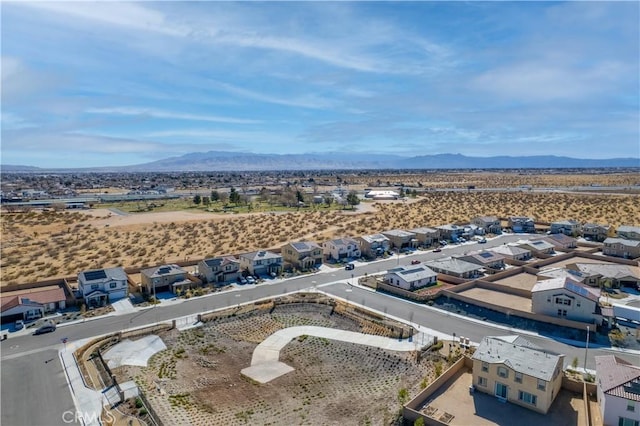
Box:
[241,325,434,383]
[59,339,107,426]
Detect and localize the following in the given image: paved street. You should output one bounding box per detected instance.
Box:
[1,234,636,426]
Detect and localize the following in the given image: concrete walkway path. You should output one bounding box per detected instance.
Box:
[241,325,434,383]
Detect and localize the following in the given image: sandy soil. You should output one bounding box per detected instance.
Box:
[2,190,638,285]
[114,300,440,426]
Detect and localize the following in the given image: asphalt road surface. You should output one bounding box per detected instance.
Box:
[1,234,634,426]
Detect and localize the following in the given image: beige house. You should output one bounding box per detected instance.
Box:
[385,265,437,291]
[239,250,283,277]
[357,234,391,259]
[424,257,484,279]
[322,238,361,261]
[603,238,640,259]
[409,227,440,248]
[550,220,582,236]
[455,250,506,272]
[381,229,419,251]
[198,256,239,285]
[531,277,600,323]
[472,335,564,414]
[509,216,536,233]
[517,239,555,255]
[282,241,323,271]
[472,216,502,234]
[542,234,577,250]
[582,223,611,242]
[140,264,190,294]
[488,244,532,261]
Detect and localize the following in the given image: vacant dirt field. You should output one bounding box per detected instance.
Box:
[114,300,441,425]
[1,190,638,285]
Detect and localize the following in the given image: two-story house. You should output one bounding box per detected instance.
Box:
[199,256,240,285]
[617,225,640,241]
[582,223,612,242]
[357,234,391,259]
[409,227,440,248]
[239,250,283,277]
[509,216,536,234]
[78,267,128,307]
[436,224,463,242]
[385,265,438,291]
[455,250,506,272]
[322,238,361,261]
[531,277,600,323]
[472,216,502,235]
[472,335,564,414]
[282,241,323,271]
[595,355,640,426]
[550,220,582,236]
[603,238,640,259]
[381,229,419,251]
[140,264,189,294]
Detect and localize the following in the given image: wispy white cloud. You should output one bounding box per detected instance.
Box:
[211,82,337,110]
[86,107,261,124]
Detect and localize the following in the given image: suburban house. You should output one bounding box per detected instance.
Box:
[282,241,323,271]
[436,224,464,242]
[140,264,190,294]
[0,285,67,324]
[617,225,640,241]
[239,250,283,277]
[381,229,419,251]
[603,238,640,260]
[583,223,612,242]
[550,220,582,236]
[462,224,482,239]
[199,256,240,285]
[322,238,361,261]
[517,239,555,255]
[424,257,484,279]
[357,234,391,259]
[472,216,502,234]
[455,250,506,272]
[78,267,128,307]
[595,355,640,426]
[565,263,640,289]
[488,244,532,261]
[471,335,564,414]
[531,277,600,323]
[542,234,578,250]
[509,216,536,233]
[385,265,438,291]
[409,227,440,248]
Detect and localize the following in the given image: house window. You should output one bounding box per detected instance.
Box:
[482,362,489,372]
[555,297,563,304]
[557,309,567,317]
[563,299,572,306]
[515,372,523,383]
[618,418,639,426]
[497,367,508,378]
[577,301,581,307]
[109,282,117,289]
[627,401,635,412]
[537,379,546,391]
[518,391,537,406]
[547,297,551,303]
[478,377,487,387]
[91,284,99,290]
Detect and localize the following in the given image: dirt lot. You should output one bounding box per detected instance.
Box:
[113,300,444,426]
[2,189,639,285]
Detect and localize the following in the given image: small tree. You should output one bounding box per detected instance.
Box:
[414,417,425,426]
[571,356,579,370]
[397,388,409,405]
[193,195,202,205]
[229,187,241,204]
[210,190,220,202]
[346,190,360,209]
[202,196,210,206]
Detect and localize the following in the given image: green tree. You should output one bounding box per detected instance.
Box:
[229,187,241,204]
[210,190,220,202]
[414,418,425,426]
[397,388,409,405]
[296,190,305,204]
[202,196,210,206]
[324,195,334,206]
[193,194,202,205]
[346,190,360,208]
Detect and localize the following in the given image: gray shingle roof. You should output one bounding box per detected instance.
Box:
[141,264,185,278]
[604,238,640,247]
[425,257,483,274]
[387,265,437,282]
[241,250,282,261]
[80,267,127,283]
[472,336,563,381]
[289,241,320,252]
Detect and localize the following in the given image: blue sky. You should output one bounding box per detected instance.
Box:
[2,1,639,168]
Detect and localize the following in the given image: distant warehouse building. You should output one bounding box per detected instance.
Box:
[364,190,399,200]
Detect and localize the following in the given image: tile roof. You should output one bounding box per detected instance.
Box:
[531,277,600,302]
[359,234,390,243]
[240,250,282,261]
[457,250,505,265]
[288,241,321,252]
[1,285,66,312]
[517,239,555,251]
[387,265,437,282]
[488,244,531,257]
[382,229,417,238]
[472,335,563,381]
[595,355,640,402]
[409,227,439,234]
[203,256,238,268]
[141,264,185,278]
[425,257,483,274]
[571,263,640,280]
[326,238,358,248]
[80,267,127,283]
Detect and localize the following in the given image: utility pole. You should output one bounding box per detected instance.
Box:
[583,325,590,374]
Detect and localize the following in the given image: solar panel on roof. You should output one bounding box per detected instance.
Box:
[292,242,309,250]
[478,252,493,258]
[566,281,591,298]
[84,270,107,281]
[623,380,640,395]
[158,267,172,274]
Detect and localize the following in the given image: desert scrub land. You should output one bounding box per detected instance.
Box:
[116,299,441,426]
[1,190,638,285]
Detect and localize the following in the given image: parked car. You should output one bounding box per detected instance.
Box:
[238,277,248,285]
[14,320,24,331]
[433,248,442,253]
[478,238,487,244]
[411,260,421,264]
[34,322,56,335]
[345,263,355,270]
[246,276,256,284]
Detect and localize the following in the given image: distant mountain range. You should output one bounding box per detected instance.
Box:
[2,152,639,172]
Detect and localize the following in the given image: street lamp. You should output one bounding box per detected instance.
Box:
[583,325,590,374]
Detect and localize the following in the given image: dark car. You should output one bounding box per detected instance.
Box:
[411,260,421,264]
[34,323,56,335]
[433,248,442,253]
[345,263,355,270]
